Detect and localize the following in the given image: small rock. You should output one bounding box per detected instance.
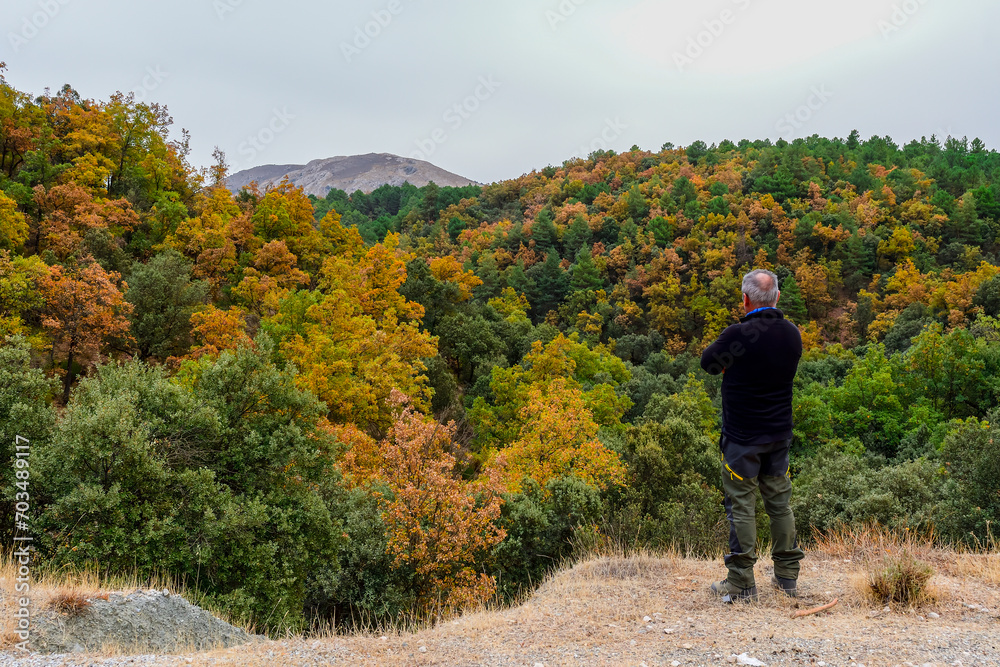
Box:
[163,588,170,596]
[664,628,675,634]
[682,643,694,649]
[868,610,881,618]
[733,654,767,666]
[928,612,940,619]
[418,645,427,653]
[672,662,681,666]
[643,615,652,622]
[380,636,387,641]
[630,639,638,646]
[534,663,544,667]
[185,659,193,664]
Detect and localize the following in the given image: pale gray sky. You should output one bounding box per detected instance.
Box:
[2,0,997,184]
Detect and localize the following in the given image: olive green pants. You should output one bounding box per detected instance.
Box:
[721,435,804,589]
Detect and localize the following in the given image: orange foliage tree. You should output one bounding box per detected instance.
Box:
[38,262,132,402]
[340,390,505,612]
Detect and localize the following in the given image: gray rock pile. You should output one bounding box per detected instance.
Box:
[29,589,255,655]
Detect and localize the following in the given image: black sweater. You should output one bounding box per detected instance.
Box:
[700,308,802,446]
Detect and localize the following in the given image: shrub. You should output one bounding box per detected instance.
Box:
[791,444,945,538]
[0,337,57,544]
[864,552,935,607]
[938,415,1000,541]
[491,475,603,602]
[32,341,346,634]
[47,589,91,616]
[602,419,725,555]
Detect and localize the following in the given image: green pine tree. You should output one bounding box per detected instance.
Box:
[570,246,605,291]
[532,208,559,252]
[528,252,569,316]
[563,215,591,257]
[779,274,808,323]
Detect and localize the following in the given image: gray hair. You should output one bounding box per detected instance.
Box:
[742,269,780,307]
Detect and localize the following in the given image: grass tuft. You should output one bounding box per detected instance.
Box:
[863,551,935,607]
[47,587,93,616]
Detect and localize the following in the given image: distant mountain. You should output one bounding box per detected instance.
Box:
[226,153,478,196]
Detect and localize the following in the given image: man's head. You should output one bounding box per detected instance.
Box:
[741,269,780,312]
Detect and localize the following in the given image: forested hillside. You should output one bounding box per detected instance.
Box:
[2,68,1000,633]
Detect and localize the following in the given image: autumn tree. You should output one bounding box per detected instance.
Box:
[0,191,27,250]
[340,390,505,612]
[38,262,133,403]
[470,334,630,493]
[269,233,437,432]
[0,251,46,338]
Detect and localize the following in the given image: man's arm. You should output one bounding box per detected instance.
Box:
[700,326,741,375]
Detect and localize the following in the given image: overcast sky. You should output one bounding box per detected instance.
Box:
[2,0,997,184]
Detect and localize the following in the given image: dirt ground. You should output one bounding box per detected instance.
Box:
[3,545,999,666]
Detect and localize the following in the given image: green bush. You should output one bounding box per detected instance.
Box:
[0,337,57,544]
[309,485,415,628]
[491,475,603,602]
[791,444,945,538]
[603,419,725,555]
[32,341,346,633]
[938,414,1000,541]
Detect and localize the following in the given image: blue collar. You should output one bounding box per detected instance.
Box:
[746,307,778,316]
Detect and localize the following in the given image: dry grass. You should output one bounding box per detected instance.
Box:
[4,531,1000,664]
[813,524,944,609]
[948,524,1000,585]
[951,551,1000,585]
[0,550,257,655]
[811,522,938,562]
[45,587,93,615]
[859,552,936,607]
[183,544,1000,667]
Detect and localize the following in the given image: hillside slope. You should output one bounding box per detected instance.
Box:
[200,551,999,666]
[8,549,991,666]
[226,153,478,195]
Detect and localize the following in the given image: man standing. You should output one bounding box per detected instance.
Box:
[700,269,804,603]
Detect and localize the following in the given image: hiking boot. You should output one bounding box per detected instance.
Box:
[772,575,797,598]
[710,579,758,604]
